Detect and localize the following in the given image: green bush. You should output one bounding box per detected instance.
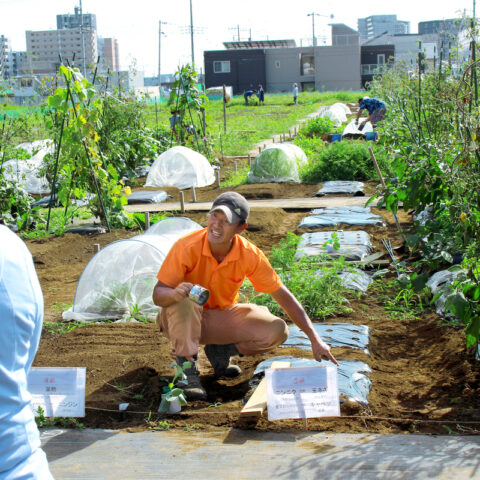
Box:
[299,116,335,136]
[299,140,385,183]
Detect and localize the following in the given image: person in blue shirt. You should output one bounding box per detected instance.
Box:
[356,97,387,129]
[257,84,265,105]
[0,225,54,479]
[243,89,256,105]
[293,83,299,105]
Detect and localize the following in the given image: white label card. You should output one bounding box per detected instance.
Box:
[27,367,86,417]
[266,365,340,421]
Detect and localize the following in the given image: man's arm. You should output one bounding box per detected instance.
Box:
[270,285,339,366]
[355,107,364,122]
[153,280,194,307]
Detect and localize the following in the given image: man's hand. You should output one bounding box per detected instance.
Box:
[311,337,339,366]
[171,282,194,303]
[153,280,194,307]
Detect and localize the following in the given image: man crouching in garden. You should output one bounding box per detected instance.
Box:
[153,191,338,400]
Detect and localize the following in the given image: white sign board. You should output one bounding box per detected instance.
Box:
[266,366,340,421]
[27,367,86,417]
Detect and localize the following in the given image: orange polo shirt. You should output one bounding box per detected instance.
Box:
[156,228,282,309]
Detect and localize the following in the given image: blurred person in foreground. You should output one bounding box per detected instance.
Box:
[0,225,54,479]
[153,191,338,400]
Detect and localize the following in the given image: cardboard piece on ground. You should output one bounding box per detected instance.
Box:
[28,367,86,417]
[240,361,291,419]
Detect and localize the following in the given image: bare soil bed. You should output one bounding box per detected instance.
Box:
[27,182,480,434]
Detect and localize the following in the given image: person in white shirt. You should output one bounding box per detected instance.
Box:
[293,83,299,105]
[0,225,54,479]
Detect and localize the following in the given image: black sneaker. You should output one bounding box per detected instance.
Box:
[175,356,207,401]
[204,344,242,378]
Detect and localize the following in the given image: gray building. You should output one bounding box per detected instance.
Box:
[266,24,360,92]
[358,15,410,42]
[0,35,9,79]
[363,32,440,70]
[7,51,29,78]
[418,18,463,35]
[57,7,97,30]
[204,24,361,94]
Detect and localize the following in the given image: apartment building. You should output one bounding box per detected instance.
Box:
[57,7,97,30]
[358,15,410,42]
[26,28,98,74]
[0,35,9,78]
[97,37,120,72]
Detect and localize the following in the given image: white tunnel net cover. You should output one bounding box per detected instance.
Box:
[3,139,54,194]
[145,146,215,189]
[248,144,307,184]
[64,218,203,322]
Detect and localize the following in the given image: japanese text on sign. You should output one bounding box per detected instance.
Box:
[27,367,86,417]
[266,365,340,421]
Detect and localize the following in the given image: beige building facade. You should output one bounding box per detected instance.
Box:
[26,28,97,74]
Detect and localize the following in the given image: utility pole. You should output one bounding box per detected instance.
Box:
[307,12,334,47]
[79,0,86,76]
[228,25,241,41]
[189,0,195,65]
[158,20,166,96]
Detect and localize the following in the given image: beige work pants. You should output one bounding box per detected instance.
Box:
[157,299,289,358]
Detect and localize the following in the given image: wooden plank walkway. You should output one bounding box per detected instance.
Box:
[124,196,376,214]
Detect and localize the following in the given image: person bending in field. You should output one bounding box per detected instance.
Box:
[355,96,387,129]
[243,89,256,105]
[152,191,338,400]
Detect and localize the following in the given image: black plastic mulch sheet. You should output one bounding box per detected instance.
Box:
[282,323,369,352]
[126,190,169,205]
[296,231,374,261]
[32,193,59,208]
[298,206,385,228]
[251,356,372,405]
[315,181,365,197]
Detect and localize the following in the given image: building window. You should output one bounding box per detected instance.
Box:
[301,82,315,92]
[275,60,281,68]
[213,60,230,73]
[377,54,385,65]
[300,54,315,75]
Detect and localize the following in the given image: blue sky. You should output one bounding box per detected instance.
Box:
[1,0,473,75]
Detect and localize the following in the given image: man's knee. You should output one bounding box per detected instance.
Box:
[269,318,289,346]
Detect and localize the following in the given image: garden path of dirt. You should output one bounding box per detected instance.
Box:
[27,182,480,434]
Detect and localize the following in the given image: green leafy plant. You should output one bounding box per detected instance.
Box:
[35,406,84,429]
[365,27,480,349]
[157,360,192,413]
[241,233,353,319]
[298,116,335,136]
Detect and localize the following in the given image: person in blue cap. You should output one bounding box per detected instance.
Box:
[0,225,54,479]
[356,97,387,129]
[244,89,257,105]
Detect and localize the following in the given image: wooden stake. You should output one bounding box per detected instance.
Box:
[215,169,221,187]
[144,211,150,230]
[234,160,238,175]
[179,191,185,213]
[191,186,197,203]
[93,243,100,253]
[368,146,407,244]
